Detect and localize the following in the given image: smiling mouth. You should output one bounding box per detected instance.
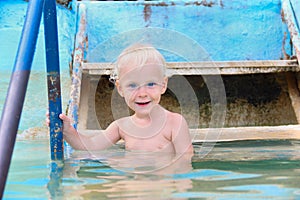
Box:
[135,101,151,106]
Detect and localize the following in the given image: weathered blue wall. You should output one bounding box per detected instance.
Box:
[83,0,292,63]
[0,0,295,132]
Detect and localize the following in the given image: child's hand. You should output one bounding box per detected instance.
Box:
[46,112,75,135]
[59,113,74,134]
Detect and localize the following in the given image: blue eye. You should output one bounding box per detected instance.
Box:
[146,82,157,88]
[127,83,138,89]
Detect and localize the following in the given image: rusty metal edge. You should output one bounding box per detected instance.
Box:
[282,0,300,61]
[67,3,87,129]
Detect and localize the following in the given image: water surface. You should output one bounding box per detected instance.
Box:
[4,139,300,199]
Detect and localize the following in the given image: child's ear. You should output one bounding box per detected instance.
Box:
[115,80,124,97]
[161,76,168,94]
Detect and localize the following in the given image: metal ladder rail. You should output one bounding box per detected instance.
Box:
[0,0,63,197]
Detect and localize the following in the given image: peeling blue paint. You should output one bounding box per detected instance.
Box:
[78,0,292,62]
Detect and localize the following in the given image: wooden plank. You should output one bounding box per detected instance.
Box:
[82,60,299,75]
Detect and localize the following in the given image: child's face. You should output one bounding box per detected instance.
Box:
[116,62,168,116]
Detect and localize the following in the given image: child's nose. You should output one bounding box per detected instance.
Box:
[136,85,148,96]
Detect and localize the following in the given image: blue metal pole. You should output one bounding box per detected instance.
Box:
[43,0,64,161]
[0,0,45,198]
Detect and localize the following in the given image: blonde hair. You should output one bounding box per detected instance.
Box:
[110,43,166,82]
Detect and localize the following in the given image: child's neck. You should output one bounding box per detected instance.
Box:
[132,105,166,127]
[132,113,151,127]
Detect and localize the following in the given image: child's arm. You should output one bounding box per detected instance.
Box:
[171,113,194,154]
[59,114,121,151]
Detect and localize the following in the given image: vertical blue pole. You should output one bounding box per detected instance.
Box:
[44,0,64,160]
[0,0,44,198]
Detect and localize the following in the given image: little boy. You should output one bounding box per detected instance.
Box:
[58,43,193,154]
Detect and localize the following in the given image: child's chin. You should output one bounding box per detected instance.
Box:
[133,105,152,114]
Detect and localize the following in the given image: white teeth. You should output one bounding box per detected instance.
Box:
[136,101,150,105]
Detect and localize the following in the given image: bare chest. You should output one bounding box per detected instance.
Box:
[119,127,174,152]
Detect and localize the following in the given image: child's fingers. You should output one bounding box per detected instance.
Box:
[59,113,69,121]
[59,114,72,126]
[58,114,75,134]
[45,110,50,127]
[45,118,50,126]
[46,113,66,127]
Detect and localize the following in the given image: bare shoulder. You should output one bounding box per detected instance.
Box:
[105,119,123,133]
[166,110,187,126]
[114,116,131,126]
[111,116,131,132]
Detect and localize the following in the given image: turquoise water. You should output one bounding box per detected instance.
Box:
[4,139,300,199]
[1,1,300,199]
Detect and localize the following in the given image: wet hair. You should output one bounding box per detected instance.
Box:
[110,43,166,83]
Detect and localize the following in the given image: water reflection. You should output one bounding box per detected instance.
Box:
[64,162,193,199]
[44,140,300,199]
[47,145,194,199]
[47,161,64,198]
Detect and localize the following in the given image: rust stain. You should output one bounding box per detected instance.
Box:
[184,1,215,7]
[281,9,287,23]
[142,1,216,25]
[155,2,169,7]
[282,32,290,60]
[281,4,300,61]
[69,11,88,73]
[144,2,169,7]
[48,73,61,102]
[143,4,152,24]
